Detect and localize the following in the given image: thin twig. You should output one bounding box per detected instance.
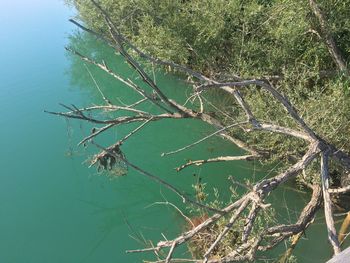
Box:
[177,155,256,172]
[145,201,194,227]
[162,121,248,156]
[84,64,111,104]
[91,142,223,214]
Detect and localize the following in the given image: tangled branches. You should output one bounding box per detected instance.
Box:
[49,0,350,262]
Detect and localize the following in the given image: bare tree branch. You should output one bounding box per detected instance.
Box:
[162,121,248,157]
[91,142,223,214]
[165,242,176,263]
[309,0,348,73]
[321,151,341,255]
[90,0,188,115]
[329,185,350,194]
[203,199,250,263]
[145,201,194,228]
[199,80,318,141]
[84,64,111,105]
[65,47,172,113]
[79,123,115,146]
[176,155,257,172]
[242,202,260,243]
[47,2,350,261]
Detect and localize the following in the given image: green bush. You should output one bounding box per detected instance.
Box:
[68,0,350,178]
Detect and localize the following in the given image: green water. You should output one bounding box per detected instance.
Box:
[0,1,345,262]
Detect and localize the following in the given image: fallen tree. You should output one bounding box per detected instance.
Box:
[52,0,350,262]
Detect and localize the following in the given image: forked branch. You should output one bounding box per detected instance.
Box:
[48,1,350,261]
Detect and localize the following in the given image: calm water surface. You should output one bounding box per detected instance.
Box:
[0,1,342,262]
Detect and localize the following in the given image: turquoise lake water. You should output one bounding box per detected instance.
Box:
[0,1,344,262]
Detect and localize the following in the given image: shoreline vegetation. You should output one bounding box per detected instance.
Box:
[59,0,350,262]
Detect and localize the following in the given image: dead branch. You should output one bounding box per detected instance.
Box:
[278,232,303,263]
[79,123,115,146]
[176,155,257,172]
[67,7,263,158]
[162,121,248,157]
[90,0,187,115]
[338,212,350,244]
[46,107,177,125]
[91,141,223,214]
[242,202,260,243]
[199,80,318,141]
[329,185,350,194]
[321,151,341,254]
[165,242,176,263]
[265,184,322,237]
[47,1,350,261]
[65,47,173,113]
[203,199,250,263]
[145,201,194,228]
[309,0,348,73]
[118,118,153,145]
[62,104,148,115]
[125,143,319,260]
[84,64,111,105]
